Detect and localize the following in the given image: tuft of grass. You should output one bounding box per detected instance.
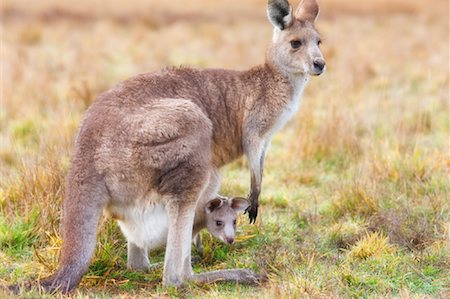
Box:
[0,209,40,258]
[323,218,367,249]
[1,154,66,244]
[347,231,396,260]
[369,210,432,251]
[327,184,379,219]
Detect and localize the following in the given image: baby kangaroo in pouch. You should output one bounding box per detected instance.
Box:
[35,0,325,293]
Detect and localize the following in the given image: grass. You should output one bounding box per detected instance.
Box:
[1,0,449,297]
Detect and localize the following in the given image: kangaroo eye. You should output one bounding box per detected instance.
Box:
[233,220,237,225]
[216,221,223,226]
[290,40,302,49]
[317,40,322,46]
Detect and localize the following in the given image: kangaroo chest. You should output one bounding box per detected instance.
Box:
[267,75,308,138]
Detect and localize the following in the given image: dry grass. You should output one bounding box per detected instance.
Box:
[1,0,449,298]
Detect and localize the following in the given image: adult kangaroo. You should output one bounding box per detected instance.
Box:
[39,0,325,292]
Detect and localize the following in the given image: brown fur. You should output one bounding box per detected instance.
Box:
[36,0,324,293]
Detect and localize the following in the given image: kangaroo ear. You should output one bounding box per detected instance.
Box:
[205,198,224,214]
[230,197,250,213]
[295,0,319,23]
[267,0,293,30]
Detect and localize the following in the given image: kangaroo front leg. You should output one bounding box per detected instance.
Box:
[244,136,268,223]
[163,200,197,287]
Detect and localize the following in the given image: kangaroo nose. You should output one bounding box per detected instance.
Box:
[226,237,234,244]
[313,58,326,73]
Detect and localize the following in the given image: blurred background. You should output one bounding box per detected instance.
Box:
[1,0,448,173]
[1,0,449,297]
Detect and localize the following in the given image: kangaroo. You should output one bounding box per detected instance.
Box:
[119,196,249,271]
[193,196,249,255]
[36,0,325,293]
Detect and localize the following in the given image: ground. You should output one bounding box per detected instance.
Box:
[0,0,449,298]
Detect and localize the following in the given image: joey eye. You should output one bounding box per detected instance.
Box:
[216,221,223,226]
[290,40,302,49]
[317,40,322,46]
[233,220,237,226]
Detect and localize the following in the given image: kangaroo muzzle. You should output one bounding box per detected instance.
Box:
[312,57,326,75]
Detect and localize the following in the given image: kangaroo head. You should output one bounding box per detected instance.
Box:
[267,0,325,76]
[204,197,250,245]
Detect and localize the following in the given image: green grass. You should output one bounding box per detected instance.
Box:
[0,210,40,258]
[1,0,449,297]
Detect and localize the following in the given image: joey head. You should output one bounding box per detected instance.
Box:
[193,196,249,256]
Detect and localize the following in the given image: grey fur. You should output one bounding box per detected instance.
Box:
[37,0,324,293]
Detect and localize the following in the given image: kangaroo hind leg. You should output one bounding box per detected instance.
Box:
[161,165,212,287]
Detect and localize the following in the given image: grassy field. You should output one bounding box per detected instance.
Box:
[1,0,449,297]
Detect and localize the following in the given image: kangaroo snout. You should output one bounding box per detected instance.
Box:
[312,58,326,75]
[226,237,235,244]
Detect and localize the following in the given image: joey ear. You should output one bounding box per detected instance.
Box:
[295,0,319,23]
[230,197,250,213]
[205,198,224,214]
[267,0,293,30]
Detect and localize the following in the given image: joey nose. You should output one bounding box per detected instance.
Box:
[313,58,326,74]
[226,237,234,244]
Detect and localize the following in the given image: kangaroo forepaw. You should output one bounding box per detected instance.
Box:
[245,203,259,224]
